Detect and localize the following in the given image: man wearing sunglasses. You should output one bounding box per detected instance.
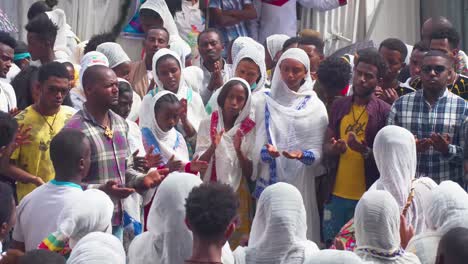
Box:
[388,50,468,186]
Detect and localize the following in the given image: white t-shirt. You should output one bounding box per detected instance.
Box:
[0,79,16,112]
[12,181,83,251]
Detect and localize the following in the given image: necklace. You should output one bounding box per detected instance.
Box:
[41,113,58,137]
[351,103,367,125]
[97,117,113,140]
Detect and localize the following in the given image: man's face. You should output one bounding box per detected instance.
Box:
[27,32,45,61]
[39,76,70,109]
[198,32,223,64]
[0,43,13,78]
[298,44,323,73]
[144,29,169,60]
[421,56,453,94]
[353,62,380,98]
[140,14,164,34]
[86,68,119,109]
[430,38,458,58]
[409,49,427,77]
[379,46,405,83]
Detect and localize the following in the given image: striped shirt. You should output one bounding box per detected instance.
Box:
[388,89,468,184]
[64,106,144,226]
[209,0,252,45]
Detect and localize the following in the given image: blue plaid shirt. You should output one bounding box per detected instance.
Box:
[209,0,252,44]
[388,89,468,184]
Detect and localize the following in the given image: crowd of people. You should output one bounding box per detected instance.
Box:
[0,0,468,263]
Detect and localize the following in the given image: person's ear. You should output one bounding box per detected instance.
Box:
[79,158,85,171]
[377,76,384,88]
[224,216,239,239]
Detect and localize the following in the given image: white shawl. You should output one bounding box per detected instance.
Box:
[140,90,189,164]
[407,181,468,264]
[354,190,421,264]
[57,189,114,249]
[304,250,364,264]
[233,183,319,264]
[195,78,255,191]
[127,172,234,264]
[230,37,264,64]
[266,34,290,60]
[411,177,438,235]
[68,232,125,264]
[150,48,206,131]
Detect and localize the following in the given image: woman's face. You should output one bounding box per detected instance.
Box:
[113,61,131,82]
[156,58,181,93]
[155,101,182,132]
[235,59,261,87]
[222,83,247,118]
[279,58,307,91]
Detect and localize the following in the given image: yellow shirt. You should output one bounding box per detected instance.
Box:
[11,105,76,201]
[333,104,368,200]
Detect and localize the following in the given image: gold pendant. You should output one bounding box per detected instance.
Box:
[104,126,113,139]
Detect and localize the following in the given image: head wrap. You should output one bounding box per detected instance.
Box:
[67,232,125,264]
[79,51,109,86]
[96,42,131,69]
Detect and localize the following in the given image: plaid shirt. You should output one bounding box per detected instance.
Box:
[64,106,143,226]
[388,89,468,184]
[209,0,252,44]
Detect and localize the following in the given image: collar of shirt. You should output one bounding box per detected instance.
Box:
[418,87,449,104]
[50,179,83,190]
[81,104,120,128]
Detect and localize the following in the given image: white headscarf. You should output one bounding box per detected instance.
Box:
[231,37,264,63]
[270,48,315,106]
[128,173,201,264]
[46,9,71,60]
[371,125,418,230]
[266,34,290,60]
[79,51,109,87]
[140,90,189,163]
[411,177,438,235]
[407,181,468,264]
[67,232,125,264]
[304,250,363,264]
[96,42,131,69]
[232,46,267,93]
[57,189,113,249]
[234,183,319,264]
[149,48,206,130]
[354,190,421,264]
[195,78,254,191]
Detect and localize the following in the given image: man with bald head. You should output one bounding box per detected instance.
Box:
[64,65,168,240]
[421,16,468,76]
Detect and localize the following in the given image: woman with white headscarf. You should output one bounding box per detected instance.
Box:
[46,9,78,61]
[233,182,319,264]
[195,78,256,247]
[127,172,234,264]
[265,34,290,70]
[253,48,328,242]
[205,45,267,114]
[229,36,264,65]
[407,181,468,264]
[37,189,114,259]
[354,190,421,264]
[304,250,363,264]
[411,177,438,235]
[67,232,125,264]
[140,48,205,132]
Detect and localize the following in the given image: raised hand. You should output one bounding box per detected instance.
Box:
[101,180,135,199]
[190,155,209,173]
[347,132,367,153]
[329,137,347,155]
[282,150,303,160]
[142,168,170,189]
[265,143,280,158]
[382,88,399,104]
[145,145,163,168]
[415,138,432,153]
[167,155,183,172]
[211,127,225,148]
[132,150,147,172]
[233,129,243,152]
[400,214,414,249]
[15,124,32,149]
[180,98,188,122]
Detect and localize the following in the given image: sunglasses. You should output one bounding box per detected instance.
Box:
[421,65,446,74]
